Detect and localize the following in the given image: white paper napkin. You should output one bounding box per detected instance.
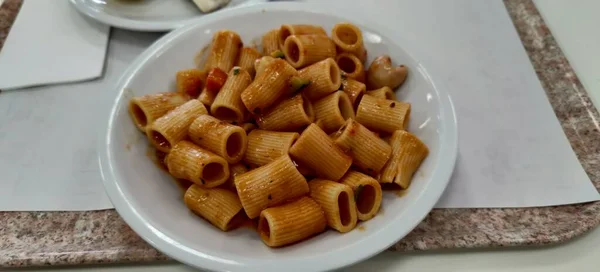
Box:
[0,0,109,90]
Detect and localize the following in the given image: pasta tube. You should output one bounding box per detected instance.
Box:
[236,48,262,78]
[176,69,206,98]
[381,130,429,188]
[340,171,382,221]
[256,94,314,131]
[203,30,242,72]
[223,162,250,191]
[146,99,208,152]
[128,92,189,132]
[188,115,247,164]
[211,67,252,123]
[262,28,280,55]
[334,119,392,174]
[289,124,352,181]
[298,58,342,101]
[184,185,244,231]
[355,95,411,134]
[166,140,229,188]
[278,24,327,49]
[258,196,326,247]
[313,91,355,133]
[366,86,395,100]
[340,78,366,107]
[235,155,308,219]
[309,179,357,233]
[241,58,297,114]
[336,53,365,82]
[244,130,299,167]
[331,22,366,62]
[283,34,337,69]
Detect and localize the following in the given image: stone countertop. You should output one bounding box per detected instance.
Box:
[1,0,599,267]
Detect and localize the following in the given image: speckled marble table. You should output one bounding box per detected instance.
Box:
[1,0,599,267]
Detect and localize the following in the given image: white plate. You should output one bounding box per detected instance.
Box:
[69,0,267,31]
[99,2,458,271]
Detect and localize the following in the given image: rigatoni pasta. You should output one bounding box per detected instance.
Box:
[334,119,392,174]
[340,78,366,107]
[258,196,326,247]
[366,86,395,100]
[283,34,337,69]
[381,130,429,188]
[336,53,365,82]
[256,94,314,131]
[241,58,297,114]
[236,48,262,78]
[128,22,431,248]
[146,99,208,152]
[340,171,382,221]
[235,155,309,219]
[188,115,247,164]
[289,124,352,181]
[166,140,229,188]
[309,179,358,233]
[184,185,244,231]
[278,24,327,49]
[331,22,366,62]
[244,130,299,167]
[313,91,355,133]
[298,58,342,101]
[355,94,411,134]
[128,92,189,132]
[211,67,252,123]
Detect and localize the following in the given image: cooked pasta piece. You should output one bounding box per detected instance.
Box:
[355,95,411,134]
[146,99,207,152]
[298,58,342,101]
[184,185,244,231]
[241,58,297,114]
[223,162,250,191]
[334,119,392,174]
[244,130,299,167]
[380,130,429,188]
[241,122,257,133]
[278,24,327,49]
[339,171,382,221]
[236,48,262,78]
[366,86,396,100]
[289,124,352,181]
[262,28,280,55]
[166,140,229,188]
[235,155,309,219]
[128,92,190,132]
[331,22,366,62]
[336,53,365,82]
[203,30,242,72]
[211,67,252,123]
[313,91,355,133]
[258,196,326,247]
[340,78,366,107]
[256,94,314,131]
[176,69,206,98]
[309,179,357,233]
[283,35,337,69]
[188,115,247,164]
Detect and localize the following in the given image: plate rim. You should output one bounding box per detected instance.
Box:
[69,0,268,32]
[98,2,458,271]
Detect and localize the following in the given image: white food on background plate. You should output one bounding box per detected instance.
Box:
[192,0,232,12]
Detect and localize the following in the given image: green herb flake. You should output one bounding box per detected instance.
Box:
[233,67,240,75]
[270,50,285,59]
[290,76,311,92]
[354,184,364,202]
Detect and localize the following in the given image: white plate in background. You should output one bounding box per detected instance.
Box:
[69,0,267,31]
[99,2,458,271]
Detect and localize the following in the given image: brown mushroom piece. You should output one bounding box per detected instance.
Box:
[366,55,408,90]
